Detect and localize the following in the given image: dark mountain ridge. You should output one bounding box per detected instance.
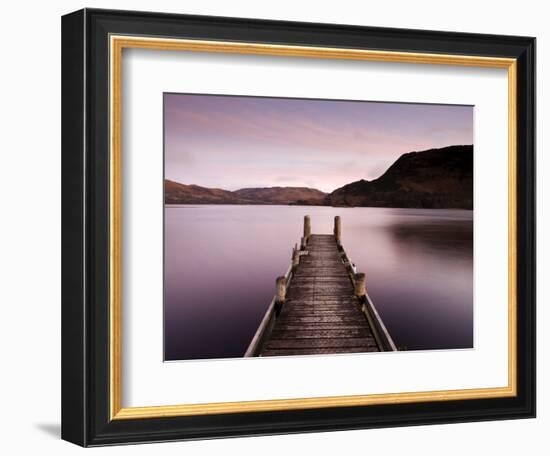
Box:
[326,145,473,209]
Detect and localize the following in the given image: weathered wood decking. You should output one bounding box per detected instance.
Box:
[245,216,396,357]
[262,234,378,356]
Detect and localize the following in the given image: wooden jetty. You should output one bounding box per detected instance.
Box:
[245,216,397,357]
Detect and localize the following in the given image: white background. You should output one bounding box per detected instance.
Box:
[123,50,509,407]
[0,0,546,454]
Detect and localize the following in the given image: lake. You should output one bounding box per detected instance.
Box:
[164,205,473,360]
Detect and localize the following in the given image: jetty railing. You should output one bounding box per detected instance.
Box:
[244,215,396,356]
[243,263,294,357]
[342,250,397,352]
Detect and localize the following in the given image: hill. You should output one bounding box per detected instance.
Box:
[326,145,473,209]
[165,180,256,204]
[165,180,326,205]
[234,187,326,205]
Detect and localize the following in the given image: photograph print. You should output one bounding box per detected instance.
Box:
[164,93,473,361]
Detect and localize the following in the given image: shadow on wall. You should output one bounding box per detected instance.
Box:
[34,423,60,439]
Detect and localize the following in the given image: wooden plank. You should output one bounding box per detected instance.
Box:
[286,300,359,305]
[278,310,362,317]
[283,308,360,314]
[264,337,377,350]
[270,328,372,339]
[279,315,364,323]
[262,347,378,356]
[273,323,369,330]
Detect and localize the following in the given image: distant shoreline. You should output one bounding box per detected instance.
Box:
[165,202,474,210]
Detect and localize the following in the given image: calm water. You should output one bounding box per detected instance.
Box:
[164,206,473,360]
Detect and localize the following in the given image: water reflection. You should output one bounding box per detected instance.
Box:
[165,206,473,360]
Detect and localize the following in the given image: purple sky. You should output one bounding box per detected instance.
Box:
[164,94,473,193]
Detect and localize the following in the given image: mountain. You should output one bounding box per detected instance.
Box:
[165,180,326,205]
[234,187,326,205]
[326,145,473,209]
[165,180,256,204]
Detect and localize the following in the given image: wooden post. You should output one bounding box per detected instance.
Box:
[303,215,311,240]
[276,276,287,303]
[354,272,366,297]
[334,215,341,245]
[300,237,307,250]
[292,245,300,269]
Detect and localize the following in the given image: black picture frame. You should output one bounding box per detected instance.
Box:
[62,8,535,447]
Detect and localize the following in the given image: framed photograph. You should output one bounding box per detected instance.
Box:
[61,8,535,446]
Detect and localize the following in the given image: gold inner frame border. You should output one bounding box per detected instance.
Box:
[109,35,517,420]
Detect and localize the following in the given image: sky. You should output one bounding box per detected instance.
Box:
[164,93,473,193]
